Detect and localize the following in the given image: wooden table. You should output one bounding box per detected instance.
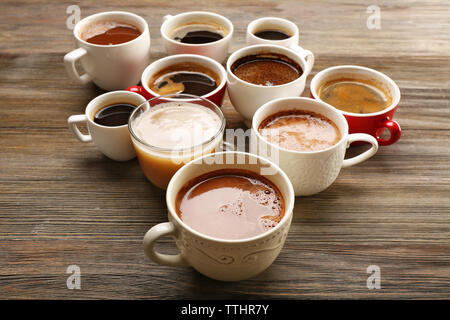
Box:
[1,0,449,299]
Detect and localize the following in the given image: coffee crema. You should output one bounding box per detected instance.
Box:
[176,169,285,240]
[258,110,342,152]
[231,53,302,86]
[149,63,220,96]
[319,78,392,114]
[93,103,136,127]
[133,101,221,149]
[82,21,141,45]
[254,29,291,40]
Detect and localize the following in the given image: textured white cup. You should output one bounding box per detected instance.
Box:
[161,11,233,63]
[143,151,295,281]
[252,97,379,196]
[67,91,148,161]
[226,44,314,126]
[64,11,151,91]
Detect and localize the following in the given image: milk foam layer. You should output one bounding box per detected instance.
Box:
[133,102,221,149]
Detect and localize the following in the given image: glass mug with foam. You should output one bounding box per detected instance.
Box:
[128,93,226,189]
[64,11,151,90]
[252,97,379,196]
[310,65,401,146]
[160,11,234,64]
[143,151,295,281]
[226,44,314,127]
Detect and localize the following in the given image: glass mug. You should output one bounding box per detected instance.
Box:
[128,93,226,189]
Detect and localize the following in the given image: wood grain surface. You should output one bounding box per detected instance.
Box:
[0,0,449,299]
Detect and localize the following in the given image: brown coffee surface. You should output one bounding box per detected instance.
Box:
[254,30,291,40]
[319,78,392,114]
[149,62,220,96]
[231,54,302,86]
[93,103,135,127]
[82,21,141,45]
[259,110,342,152]
[176,169,285,240]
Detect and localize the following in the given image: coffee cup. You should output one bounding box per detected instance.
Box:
[246,17,314,62]
[143,151,295,281]
[127,54,227,107]
[252,97,379,196]
[160,11,234,63]
[68,91,147,161]
[64,11,151,91]
[226,44,314,126]
[310,65,401,146]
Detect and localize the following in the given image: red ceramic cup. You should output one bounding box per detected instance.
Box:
[127,54,227,107]
[310,65,401,146]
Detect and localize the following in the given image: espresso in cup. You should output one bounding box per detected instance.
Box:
[319,78,392,114]
[258,110,341,152]
[171,22,226,44]
[148,62,220,96]
[93,103,136,126]
[176,169,284,240]
[231,53,302,86]
[253,30,291,40]
[81,21,141,45]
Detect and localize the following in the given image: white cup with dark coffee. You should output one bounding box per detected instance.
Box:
[64,11,151,91]
[67,91,148,161]
[160,11,234,63]
[143,151,295,281]
[226,44,314,127]
[252,97,379,196]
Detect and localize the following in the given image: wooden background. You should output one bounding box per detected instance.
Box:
[0,0,449,299]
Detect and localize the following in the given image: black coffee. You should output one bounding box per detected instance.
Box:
[254,30,291,40]
[174,30,223,44]
[93,103,135,126]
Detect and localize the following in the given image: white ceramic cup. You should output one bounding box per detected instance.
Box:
[160,11,234,63]
[68,91,148,161]
[64,11,151,91]
[143,151,295,281]
[227,44,314,126]
[246,17,314,66]
[252,97,379,196]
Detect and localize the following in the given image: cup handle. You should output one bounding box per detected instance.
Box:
[289,44,315,76]
[376,118,401,146]
[127,85,144,95]
[162,14,173,23]
[342,133,378,168]
[63,47,92,85]
[67,114,92,142]
[143,222,190,267]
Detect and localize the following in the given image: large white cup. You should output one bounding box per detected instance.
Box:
[160,11,233,64]
[68,91,147,161]
[252,97,379,196]
[64,11,151,91]
[226,44,314,126]
[143,151,295,281]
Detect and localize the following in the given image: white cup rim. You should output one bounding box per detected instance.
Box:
[252,97,349,155]
[226,44,308,89]
[166,151,295,244]
[140,53,227,100]
[73,11,149,48]
[160,11,234,47]
[247,17,299,43]
[310,65,401,117]
[85,90,148,129]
